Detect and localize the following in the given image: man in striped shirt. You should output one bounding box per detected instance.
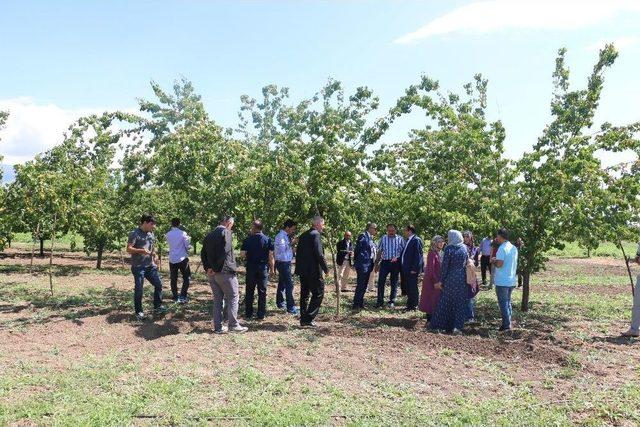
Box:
[374,224,405,308]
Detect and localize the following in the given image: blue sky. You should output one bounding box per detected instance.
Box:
[1,0,639,167]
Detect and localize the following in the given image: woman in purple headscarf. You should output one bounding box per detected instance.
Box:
[419,235,445,321]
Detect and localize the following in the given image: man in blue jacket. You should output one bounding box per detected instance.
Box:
[400,224,424,312]
[352,223,377,310]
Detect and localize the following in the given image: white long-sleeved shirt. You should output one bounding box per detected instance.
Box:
[166,227,191,264]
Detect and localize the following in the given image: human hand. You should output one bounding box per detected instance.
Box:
[434,282,443,290]
[206,268,216,278]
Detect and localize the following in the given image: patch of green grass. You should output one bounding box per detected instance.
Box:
[548,241,636,258]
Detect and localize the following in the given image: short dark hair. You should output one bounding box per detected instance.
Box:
[171,217,180,227]
[140,214,156,225]
[366,222,377,230]
[405,224,416,234]
[283,219,297,229]
[386,223,397,230]
[252,220,264,231]
[497,228,510,240]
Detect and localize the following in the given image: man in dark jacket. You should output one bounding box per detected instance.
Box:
[294,216,328,327]
[352,223,377,310]
[201,215,248,334]
[336,231,353,292]
[400,224,424,312]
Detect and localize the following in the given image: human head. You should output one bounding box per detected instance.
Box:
[430,235,445,252]
[404,224,416,239]
[312,216,325,232]
[171,217,180,228]
[139,214,156,233]
[386,224,397,237]
[220,214,234,230]
[462,230,473,246]
[366,222,377,236]
[447,229,464,246]
[496,228,509,244]
[344,231,352,240]
[251,220,264,234]
[283,219,297,234]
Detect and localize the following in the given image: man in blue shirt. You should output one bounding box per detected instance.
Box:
[479,236,493,287]
[273,219,299,315]
[491,228,518,331]
[241,220,275,320]
[374,224,405,308]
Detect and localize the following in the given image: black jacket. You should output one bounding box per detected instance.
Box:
[336,238,353,266]
[295,228,328,278]
[201,226,237,274]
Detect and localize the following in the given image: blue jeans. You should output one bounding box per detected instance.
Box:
[495,286,515,329]
[132,265,163,313]
[276,261,296,312]
[376,260,400,305]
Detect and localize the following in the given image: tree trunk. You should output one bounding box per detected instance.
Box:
[39,237,44,258]
[96,243,104,270]
[49,215,57,296]
[193,241,197,255]
[520,270,531,312]
[30,223,39,275]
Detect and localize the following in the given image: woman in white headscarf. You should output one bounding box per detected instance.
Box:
[429,230,471,334]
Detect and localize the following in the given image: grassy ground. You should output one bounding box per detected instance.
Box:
[0,247,639,426]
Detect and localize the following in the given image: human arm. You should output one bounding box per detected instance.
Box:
[314,233,329,274]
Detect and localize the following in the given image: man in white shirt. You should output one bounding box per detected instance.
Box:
[166,217,192,304]
[622,241,640,338]
[274,219,299,315]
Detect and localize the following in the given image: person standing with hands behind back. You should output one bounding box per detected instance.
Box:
[201,215,248,334]
[295,216,329,327]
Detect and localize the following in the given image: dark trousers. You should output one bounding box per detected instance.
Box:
[169,258,191,299]
[353,267,371,309]
[276,261,297,312]
[400,271,407,296]
[299,274,324,324]
[377,260,400,305]
[480,255,491,285]
[404,272,419,310]
[132,265,163,313]
[245,263,269,318]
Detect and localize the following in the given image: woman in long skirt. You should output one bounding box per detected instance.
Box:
[430,230,470,333]
[419,235,444,321]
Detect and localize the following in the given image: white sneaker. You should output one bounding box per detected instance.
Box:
[214,325,229,334]
[230,325,248,333]
[136,312,146,320]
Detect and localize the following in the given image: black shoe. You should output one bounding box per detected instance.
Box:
[404,307,416,313]
[498,326,512,332]
[300,321,316,328]
[373,303,383,309]
[256,316,265,321]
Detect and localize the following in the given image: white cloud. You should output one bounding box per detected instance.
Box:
[394,0,640,44]
[0,98,131,165]
[586,35,640,52]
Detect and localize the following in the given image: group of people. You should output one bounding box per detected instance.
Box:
[335,224,520,333]
[126,214,521,334]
